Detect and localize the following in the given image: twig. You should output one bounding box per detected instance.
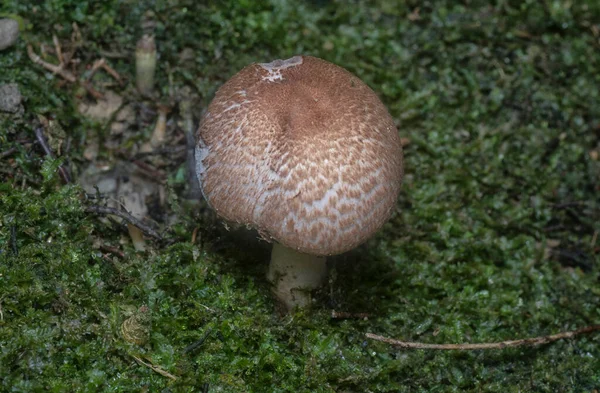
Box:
[27,44,76,83]
[132,355,177,381]
[0,147,18,159]
[28,39,103,99]
[81,80,104,99]
[99,244,125,259]
[183,328,212,354]
[331,310,370,320]
[133,160,166,182]
[66,22,82,64]
[53,34,64,64]
[132,145,186,159]
[99,49,128,59]
[86,58,105,80]
[101,60,124,84]
[366,324,600,350]
[85,58,122,85]
[85,205,162,241]
[34,126,71,183]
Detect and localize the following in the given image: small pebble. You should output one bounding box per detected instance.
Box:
[0,18,19,50]
[0,83,22,113]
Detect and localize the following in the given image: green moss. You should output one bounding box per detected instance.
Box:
[1,0,600,391]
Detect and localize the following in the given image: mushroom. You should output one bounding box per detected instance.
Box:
[195,56,403,309]
[135,34,156,96]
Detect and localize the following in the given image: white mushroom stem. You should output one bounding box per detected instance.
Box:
[135,34,156,96]
[267,243,327,309]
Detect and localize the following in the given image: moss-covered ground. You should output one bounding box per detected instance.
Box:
[1,1,600,392]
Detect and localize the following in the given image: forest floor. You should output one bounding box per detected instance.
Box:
[1,1,599,392]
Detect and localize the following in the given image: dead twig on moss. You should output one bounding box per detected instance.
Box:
[101,59,124,84]
[366,324,600,350]
[0,147,18,159]
[27,44,76,83]
[29,28,121,97]
[98,244,125,259]
[331,310,370,320]
[86,58,123,85]
[183,328,212,354]
[131,355,177,381]
[85,205,162,241]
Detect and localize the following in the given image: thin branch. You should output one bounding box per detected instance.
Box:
[53,34,64,64]
[0,147,18,159]
[86,58,105,81]
[80,80,104,99]
[98,244,125,259]
[132,144,186,159]
[331,310,370,320]
[366,324,600,350]
[85,205,162,241]
[183,328,212,354]
[27,44,76,83]
[101,59,124,84]
[131,355,177,381]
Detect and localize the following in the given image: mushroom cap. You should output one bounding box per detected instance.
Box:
[196,55,403,256]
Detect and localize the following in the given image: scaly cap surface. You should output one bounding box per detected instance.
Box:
[196,56,403,255]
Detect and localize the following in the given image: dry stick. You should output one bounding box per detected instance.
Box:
[81,80,104,99]
[331,310,371,320]
[86,58,105,80]
[183,328,212,354]
[98,244,125,259]
[366,324,600,350]
[85,58,121,85]
[52,34,64,64]
[34,127,71,183]
[0,147,18,159]
[132,145,186,159]
[28,39,108,99]
[101,60,123,84]
[27,44,76,83]
[85,205,162,241]
[131,355,177,381]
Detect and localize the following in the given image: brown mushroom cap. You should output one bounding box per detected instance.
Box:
[196,55,403,256]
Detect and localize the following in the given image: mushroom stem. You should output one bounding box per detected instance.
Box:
[267,243,327,309]
[135,34,156,96]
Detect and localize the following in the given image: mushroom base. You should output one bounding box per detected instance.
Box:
[267,243,327,310]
